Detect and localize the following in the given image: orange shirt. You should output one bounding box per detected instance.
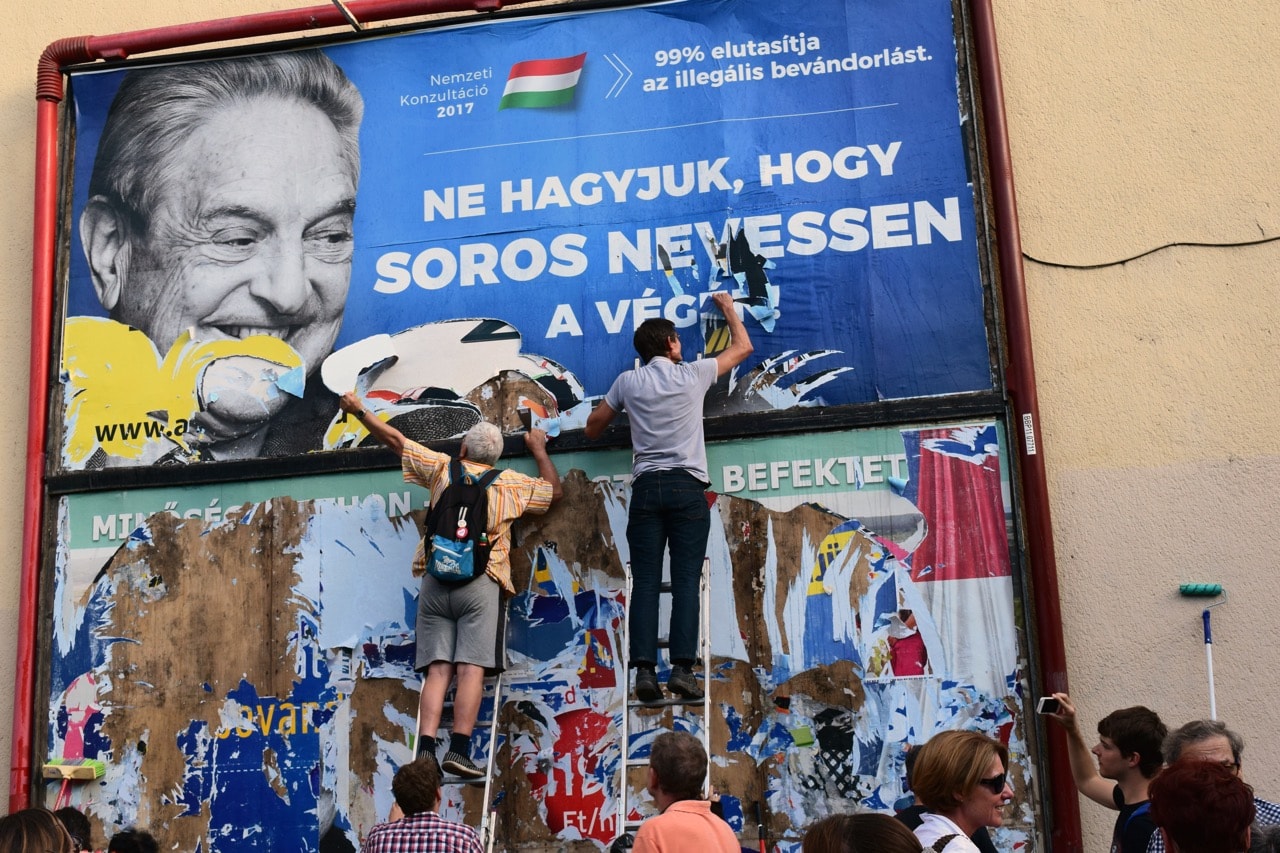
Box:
[632,800,741,853]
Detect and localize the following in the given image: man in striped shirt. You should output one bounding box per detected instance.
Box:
[361,756,482,852]
[340,391,561,778]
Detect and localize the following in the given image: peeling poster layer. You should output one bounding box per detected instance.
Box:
[48,423,1037,851]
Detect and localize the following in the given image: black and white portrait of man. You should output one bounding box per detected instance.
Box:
[77,50,363,460]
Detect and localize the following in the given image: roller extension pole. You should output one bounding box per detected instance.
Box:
[1179,584,1226,720]
[1202,609,1216,720]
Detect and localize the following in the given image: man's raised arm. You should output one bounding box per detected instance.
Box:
[1046,692,1120,809]
[524,428,563,504]
[339,391,407,457]
[583,400,617,440]
[710,291,753,377]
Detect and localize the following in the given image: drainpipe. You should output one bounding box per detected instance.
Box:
[16,0,526,812]
[969,2,1080,851]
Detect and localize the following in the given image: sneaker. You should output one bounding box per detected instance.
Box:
[634,668,661,703]
[442,751,485,780]
[667,665,704,701]
[413,736,435,762]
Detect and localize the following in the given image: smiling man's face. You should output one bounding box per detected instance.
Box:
[114,95,356,375]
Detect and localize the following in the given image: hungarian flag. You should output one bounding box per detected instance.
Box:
[499,53,587,110]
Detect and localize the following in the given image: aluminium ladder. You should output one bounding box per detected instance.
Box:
[616,557,713,842]
[413,669,504,844]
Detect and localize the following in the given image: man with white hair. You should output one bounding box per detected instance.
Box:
[340,391,561,778]
[1146,719,1280,853]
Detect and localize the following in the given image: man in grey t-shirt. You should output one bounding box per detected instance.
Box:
[585,292,752,702]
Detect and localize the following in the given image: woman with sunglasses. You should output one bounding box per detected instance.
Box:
[907,730,1014,853]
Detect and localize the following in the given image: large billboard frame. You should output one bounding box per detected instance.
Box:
[18,0,1076,849]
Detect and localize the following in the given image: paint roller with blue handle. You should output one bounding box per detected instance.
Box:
[1179,583,1226,720]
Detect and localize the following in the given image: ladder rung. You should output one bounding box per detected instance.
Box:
[627,696,707,709]
[440,774,489,786]
[620,560,713,834]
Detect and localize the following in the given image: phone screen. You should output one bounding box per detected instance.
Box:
[1036,697,1060,714]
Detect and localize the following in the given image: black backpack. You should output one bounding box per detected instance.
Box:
[423,459,501,584]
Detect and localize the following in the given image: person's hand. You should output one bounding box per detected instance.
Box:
[338,391,363,415]
[524,428,549,453]
[711,291,736,313]
[1045,691,1079,730]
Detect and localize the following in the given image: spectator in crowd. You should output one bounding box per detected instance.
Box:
[805,813,924,853]
[107,828,158,853]
[631,731,740,852]
[1249,826,1280,853]
[908,730,1013,853]
[52,808,91,852]
[897,743,999,853]
[1148,720,1280,853]
[361,756,481,852]
[0,808,75,852]
[1148,760,1254,853]
[1044,694,1166,853]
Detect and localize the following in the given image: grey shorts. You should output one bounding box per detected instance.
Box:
[415,573,507,673]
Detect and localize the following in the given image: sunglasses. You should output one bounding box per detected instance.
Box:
[977,773,1007,794]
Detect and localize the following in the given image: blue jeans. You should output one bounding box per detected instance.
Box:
[626,469,711,667]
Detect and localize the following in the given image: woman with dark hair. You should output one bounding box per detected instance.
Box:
[804,813,924,853]
[52,808,91,852]
[1149,760,1255,853]
[908,731,1013,853]
[0,808,76,853]
[107,829,159,853]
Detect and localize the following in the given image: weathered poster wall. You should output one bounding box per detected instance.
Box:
[47,423,1035,851]
[57,0,992,469]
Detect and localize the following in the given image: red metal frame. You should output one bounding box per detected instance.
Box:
[969,2,1081,850]
[20,5,1079,850]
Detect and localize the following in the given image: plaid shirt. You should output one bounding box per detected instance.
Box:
[1146,796,1280,853]
[360,811,482,853]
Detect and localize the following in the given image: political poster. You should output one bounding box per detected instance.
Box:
[58,0,992,470]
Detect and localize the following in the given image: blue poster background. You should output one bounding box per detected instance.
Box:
[65,0,991,414]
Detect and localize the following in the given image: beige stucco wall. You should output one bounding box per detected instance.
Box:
[2,1,1276,849]
[994,0,1280,848]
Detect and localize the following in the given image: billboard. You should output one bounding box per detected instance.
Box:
[58,0,992,470]
[48,422,1035,850]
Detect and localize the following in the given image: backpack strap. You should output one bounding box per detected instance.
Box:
[444,460,501,493]
[932,835,960,853]
[457,461,501,533]
[426,459,499,534]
